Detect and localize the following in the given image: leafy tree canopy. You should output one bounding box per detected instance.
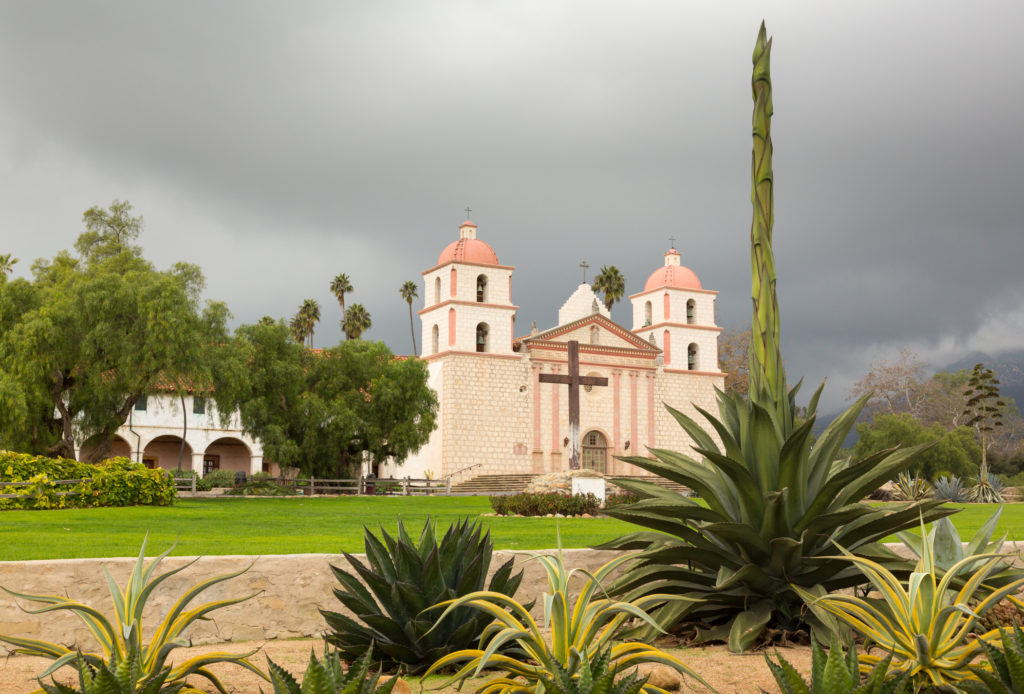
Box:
[0,201,228,460]
[216,322,437,477]
[852,413,980,480]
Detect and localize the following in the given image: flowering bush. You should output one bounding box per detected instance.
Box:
[489,492,600,517]
[0,452,175,510]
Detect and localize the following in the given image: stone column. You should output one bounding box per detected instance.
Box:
[629,371,638,460]
[646,371,656,451]
[191,452,205,476]
[549,365,561,471]
[612,369,622,472]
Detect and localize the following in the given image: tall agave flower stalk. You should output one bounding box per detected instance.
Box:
[601,22,954,652]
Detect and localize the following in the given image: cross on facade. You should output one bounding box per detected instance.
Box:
[538,340,609,469]
[464,206,472,219]
[669,235,676,249]
[580,260,590,283]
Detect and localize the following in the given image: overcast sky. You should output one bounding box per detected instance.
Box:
[1,1,1021,411]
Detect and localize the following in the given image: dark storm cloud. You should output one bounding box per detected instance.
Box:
[0,1,1021,410]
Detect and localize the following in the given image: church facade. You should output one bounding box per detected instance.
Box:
[380,219,726,482]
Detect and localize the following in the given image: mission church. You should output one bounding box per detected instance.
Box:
[378,218,725,482]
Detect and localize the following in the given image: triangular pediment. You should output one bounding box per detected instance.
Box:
[517,314,659,354]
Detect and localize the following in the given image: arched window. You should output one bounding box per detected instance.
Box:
[590,326,600,345]
[688,343,698,371]
[431,324,439,354]
[476,274,488,303]
[434,277,441,304]
[450,268,457,297]
[686,299,696,324]
[663,330,671,365]
[663,292,671,320]
[644,301,652,326]
[476,323,490,352]
[448,308,456,346]
[582,430,608,473]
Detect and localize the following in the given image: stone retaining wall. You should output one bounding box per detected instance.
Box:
[0,549,623,655]
[2,542,1021,656]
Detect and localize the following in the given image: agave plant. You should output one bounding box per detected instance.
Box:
[320,517,529,673]
[970,472,1007,504]
[262,644,398,694]
[764,633,910,694]
[536,646,651,694]
[423,536,708,694]
[38,652,185,694]
[896,507,1024,597]
[0,536,264,692]
[892,472,931,501]
[932,474,966,502]
[600,23,954,652]
[796,517,1024,690]
[961,623,1024,693]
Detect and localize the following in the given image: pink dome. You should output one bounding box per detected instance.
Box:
[437,238,499,266]
[643,264,701,291]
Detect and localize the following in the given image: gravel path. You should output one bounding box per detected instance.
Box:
[0,638,812,693]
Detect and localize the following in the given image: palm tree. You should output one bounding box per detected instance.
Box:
[330,273,353,322]
[592,265,625,312]
[299,298,321,348]
[0,253,18,277]
[288,313,306,344]
[343,304,372,340]
[400,280,419,354]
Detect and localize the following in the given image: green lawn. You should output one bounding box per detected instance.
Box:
[0,496,1020,561]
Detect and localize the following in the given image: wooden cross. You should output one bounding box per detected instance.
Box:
[539,340,608,469]
[580,260,589,283]
[464,206,472,219]
[669,235,676,249]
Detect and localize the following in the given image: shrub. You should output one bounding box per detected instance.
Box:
[601,491,641,510]
[892,471,931,501]
[0,536,263,691]
[321,518,528,673]
[227,478,292,496]
[264,644,398,694]
[932,474,967,502]
[797,517,1024,690]
[489,492,600,517]
[765,633,910,694]
[0,452,175,509]
[173,469,213,491]
[424,537,708,694]
[963,623,1024,693]
[202,468,239,488]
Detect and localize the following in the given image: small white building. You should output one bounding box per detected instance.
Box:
[82,390,266,477]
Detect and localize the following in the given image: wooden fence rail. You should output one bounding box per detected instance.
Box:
[172,475,452,496]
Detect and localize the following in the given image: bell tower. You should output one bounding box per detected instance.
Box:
[420,219,517,358]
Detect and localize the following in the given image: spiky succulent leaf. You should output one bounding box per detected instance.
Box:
[0,536,260,691]
[321,517,529,673]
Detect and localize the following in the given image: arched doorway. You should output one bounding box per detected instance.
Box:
[581,430,608,474]
[204,437,252,475]
[142,435,193,472]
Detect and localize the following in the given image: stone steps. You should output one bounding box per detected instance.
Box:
[450,472,691,497]
[449,474,538,496]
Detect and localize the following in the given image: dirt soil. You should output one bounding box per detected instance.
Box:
[0,638,812,694]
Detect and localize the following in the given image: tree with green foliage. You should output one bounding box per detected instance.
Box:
[343,303,372,340]
[400,280,419,355]
[0,201,228,460]
[0,253,17,277]
[299,298,321,348]
[216,322,436,476]
[601,23,951,652]
[591,265,625,312]
[853,413,980,480]
[330,273,353,332]
[963,363,1006,502]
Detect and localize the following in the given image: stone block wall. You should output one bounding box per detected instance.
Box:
[0,548,626,655]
